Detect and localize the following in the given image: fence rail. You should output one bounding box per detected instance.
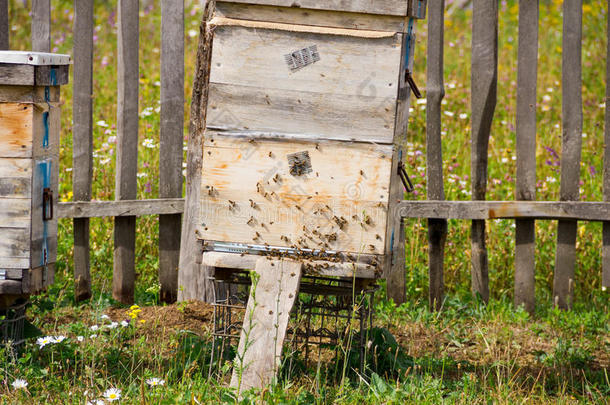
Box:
[400,0,609,313]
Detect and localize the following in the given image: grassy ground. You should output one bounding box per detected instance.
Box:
[1,0,609,403]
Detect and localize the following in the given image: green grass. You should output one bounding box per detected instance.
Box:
[1,0,609,403]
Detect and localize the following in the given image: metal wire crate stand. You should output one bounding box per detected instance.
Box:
[1,299,29,353]
[209,270,378,377]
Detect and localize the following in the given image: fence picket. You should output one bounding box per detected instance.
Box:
[0,0,8,50]
[72,0,94,302]
[426,0,447,311]
[515,0,539,314]
[159,0,184,304]
[31,0,50,52]
[553,0,583,310]
[602,0,610,288]
[470,0,498,303]
[113,0,139,305]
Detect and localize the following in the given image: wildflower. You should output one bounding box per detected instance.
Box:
[103,388,122,402]
[501,157,509,163]
[459,113,468,119]
[542,94,551,102]
[90,334,98,338]
[108,135,117,143]
[444,111,455,117]
[146,377,166,387]
[96,120,109,128]
[100,158,112,165]
[101,314,110,320]
[77,336,84,342]
[142,138,156,149]
[52,335,67,343]
[106,322,119,330]
[416,98,426,105]
[37,336,54,348]
[188,29,198,37]
[137,172,148,178]
[11,379,28,390]
[120,320,129,327]
[140,107,154,117]
[90,325,99,331]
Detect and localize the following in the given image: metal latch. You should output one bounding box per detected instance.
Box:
[398,161,414,193]
[43,187,53,221]
[405,69,422,99]
[0,269,6,280]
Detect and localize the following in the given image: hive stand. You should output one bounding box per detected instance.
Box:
[180,0,426,392]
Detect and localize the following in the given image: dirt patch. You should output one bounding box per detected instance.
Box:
[105,300,215,337]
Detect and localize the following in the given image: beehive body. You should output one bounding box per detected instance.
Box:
[0,52,69,298]
[199,1,421,269]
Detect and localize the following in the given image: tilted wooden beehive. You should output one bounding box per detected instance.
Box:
[0,51,69,305]
[198,0,424,273]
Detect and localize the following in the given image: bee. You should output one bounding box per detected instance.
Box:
[270,191,277,197]
[255,231,261,238]
[295,205,302,211]
[247,216,255,225]
[228,200,236,208]
[248,138,255,144]
[315,144,320,150]
[256,182,262,193]
[360,170,365,176]
[268,151,273,158]
[368,245,376,251]
[352,215,359,220]
[269,221,274,225]
[264,192,269,198]
[364,215,372,225]
[316,172,319,177]
[325,205,331,211]
[273,174,280,183]
[207,186,215,196]
[249,199,257,209]
[207,151,211,155]
[376,234,382,240]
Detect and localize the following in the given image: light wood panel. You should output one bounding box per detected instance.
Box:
[0,198,30,228]
[0,103,33,158]
[214,2,408,32]
[199,135,392,254]
[217,0,410,16]
[0,227,29,268]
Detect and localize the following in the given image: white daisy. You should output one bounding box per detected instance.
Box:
[106,322,119,329]
[146,377,166,387]
[11,379,28,389]
[37,336,54,348]
[52,335,67,343]
[77,336,84,342]
[90,325,99,331]
[120,320,129,327]
[103,388,122,402]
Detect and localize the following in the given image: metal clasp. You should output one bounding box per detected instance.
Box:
[405,69,422,99]
[398,161,414,193]
[43,187,53,221]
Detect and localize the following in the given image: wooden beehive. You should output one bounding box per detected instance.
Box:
[198,0,423,273]
[0,51,69,305]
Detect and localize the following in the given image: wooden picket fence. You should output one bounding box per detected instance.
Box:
[396,0,610,312]
[2,1,607,311]
[0,0,185,304]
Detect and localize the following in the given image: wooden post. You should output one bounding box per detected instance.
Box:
[553,0,582,310]
[159,0,184,304]
[72,0,94,302]
[113,0,139,305]
[230,258,302,394]
[603,0,610,292]
[0,0,8,50]
[426,0,447,311]
[514,0,539,314]
[470,0,498,303]
[31,0,50,52]
[178,0,214,303]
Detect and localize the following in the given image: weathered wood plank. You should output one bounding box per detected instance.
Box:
[0,0,8,50]
[0,157,31,199]
[602,0,610,289]
[209,24,401,99]
[31,0,50,52]
[396,201,610,221]
[0,64,35,86]
[158,0,184,304]
[0,198,30,228]
[202,251,377,278]
[230,258,302,394]
[426,0,447,311]
[22,264,54,294]
[207,83,397,144]
[214,2,408,32]
[113,0,139,305]
[199,135,392,254]
[515,0,539,314]
[0,227,29,268]
[217,0,410,16]
[0,86,59,103]
[178,1,215,303]
[57,198,184,218]
[470,0,498,303]
[72,0,94,302]
[34,65,70,86]
[0,103,33,158]
[0,280,22,295]
[554,0,583,310]
[385,25,414,304]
